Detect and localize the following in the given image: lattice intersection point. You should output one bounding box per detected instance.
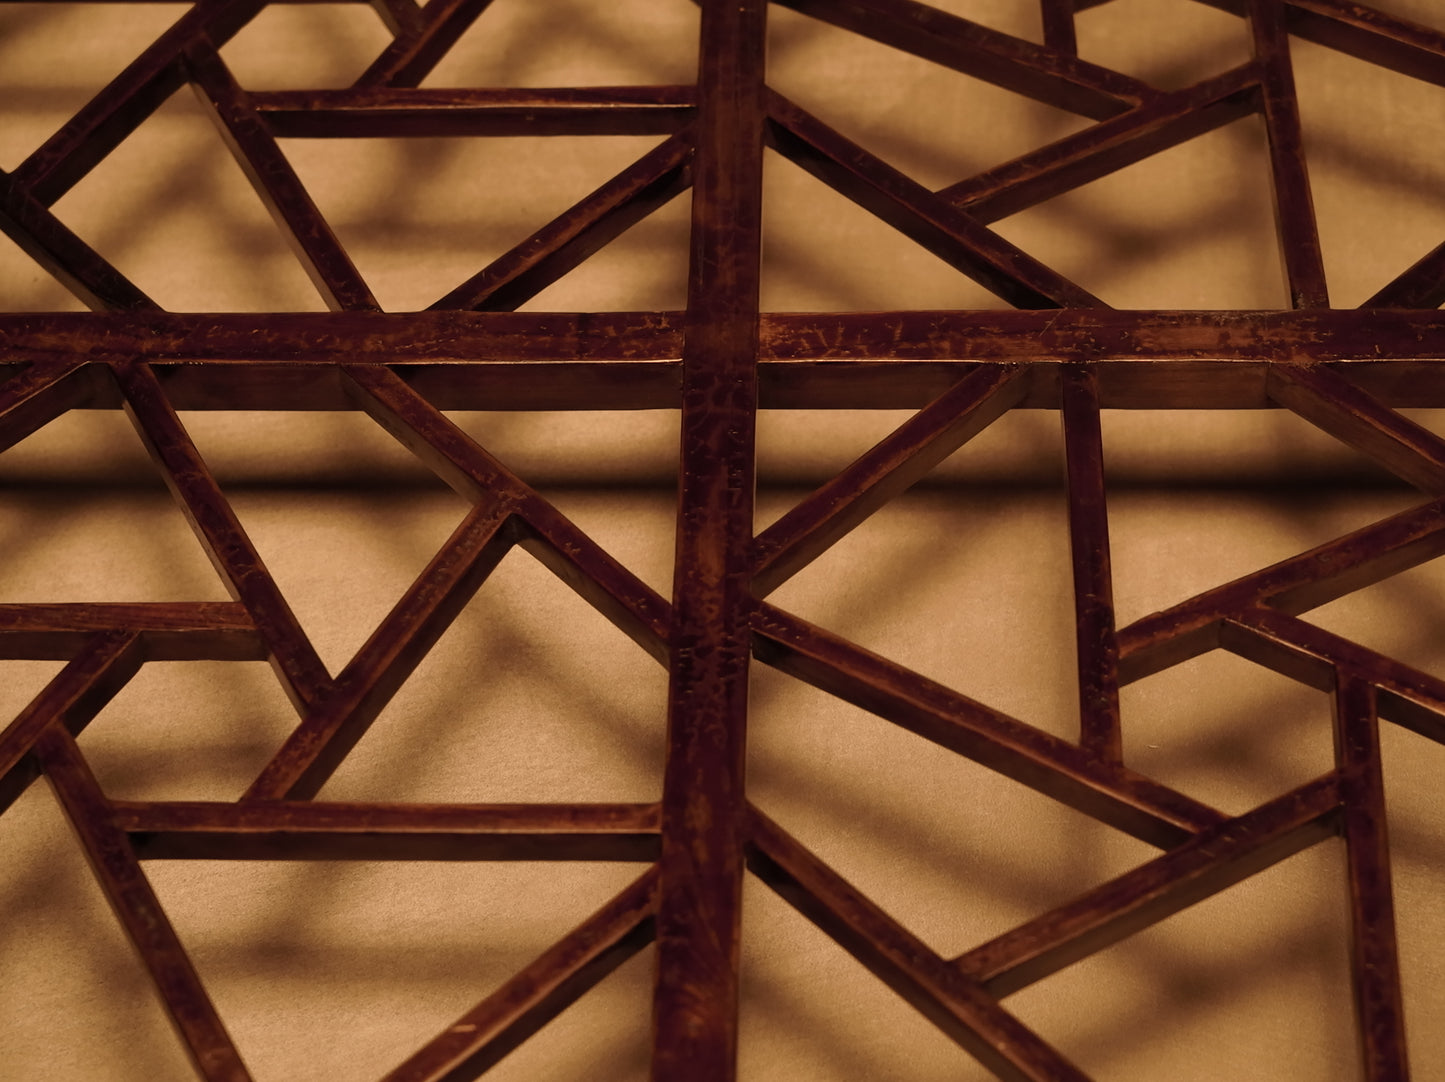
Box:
[1,1,1443,1079]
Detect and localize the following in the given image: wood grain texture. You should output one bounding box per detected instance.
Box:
[650,2,766,1077]
[0,0,1437,1076]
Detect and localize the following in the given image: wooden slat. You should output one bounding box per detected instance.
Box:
[11,313,1445,409]
[751,602,1225,848]
[1039,0,1077,55]
[116,800,660,861]
[771,0,1155,118]
[1366,237,1445,310]
[1220,609,1445,747]
[1287,0,1445,85]
[766,92,1104,309]
[1196,0,1445,88]
[253,86,697,138]
[185,45,379,312]
[339,365,673,662]
[0,602,261,661]
[354,0,500,88]
[0,169,155,312]
[382,867,658,1082]
[35,723,254,1082]
[0,631,143,814]
[244,498,515,800]
[1269,362,1445,494]
[1332,676,1412,1081]
[1118,495,1445,682]
[1060,363,1121,760]
[752,364,1028,597]
[1248,0,1329,308]
[747,807,1093,1082]
[13,0,264,204]
[369,0,424,36]
[954,774,1341,995]
[649,2,766,1078]
[8,307,1445,367]
[0,358,100,455]
[431,130,694,311]
[114,362,332,713]
[938,64,1260,221]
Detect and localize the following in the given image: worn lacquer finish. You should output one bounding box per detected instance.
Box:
[0,0,1440,1078]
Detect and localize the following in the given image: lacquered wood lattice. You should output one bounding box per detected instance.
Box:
[1,1,1443,1079]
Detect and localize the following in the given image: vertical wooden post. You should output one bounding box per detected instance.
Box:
[1248,0,1329,308]
[1333,674,1411,1081]
[650,1,767,1079]
[1060,363,1122,761]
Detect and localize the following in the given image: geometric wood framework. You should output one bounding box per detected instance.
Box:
[2,0,1443,1078]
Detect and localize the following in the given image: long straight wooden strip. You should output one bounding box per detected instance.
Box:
[767,93,1103,309]
[772,0,1153,118]
[13,315,1445,408]
[13,337,1445,412]
[116,800,660,861]
[185,45,379,312]
[431,130,694,311]
[339,365,672,662]
[0,602,260,661]
[1289,0,1445,83]
[1039,0,1077,55]
[0,169,155,311]
[0,631,142,814]
[245,498,514,800]
[751,364,1028,597]
[747,807,1093,1082]
[370,0,424,36]
[1249,0,1329,308]
[34,723,253,1082]
[0,311,682,367]
[13,0,264,204]
[114,361,331,713]
[0,352,1406,411]
[938,64,1260,220]
[1366,237,1445,309]
[342,367,526,501]
[383,866,658,1082]
[1332,676,1411,1081]
[1060,363,1122,761]
[354,0,500,88]
[751,602,1224,847]
[0,358,99,454]
[1269,362,1445,494]
[1220,609,1445,747]
[954,774,1341,995]
[10,309,1445,366]
[1196,0,1445,87]
[254,87,697,138]
[650,2,766,1078]
[1118,495,1445,683]
[511,516,672,666]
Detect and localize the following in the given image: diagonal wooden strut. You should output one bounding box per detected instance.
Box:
[747,806,1093,1082]
[36,722,254,1082]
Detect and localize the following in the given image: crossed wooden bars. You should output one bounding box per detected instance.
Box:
[1,0,1444,1079]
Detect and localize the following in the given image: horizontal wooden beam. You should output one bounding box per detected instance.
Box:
[3,311,1445,409]
[116,801,661,861]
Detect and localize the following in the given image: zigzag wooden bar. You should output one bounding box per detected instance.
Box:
[1,0,1442,1079]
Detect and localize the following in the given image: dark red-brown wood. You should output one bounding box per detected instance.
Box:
[0,0,1438,1078]
[649,2,766,1078]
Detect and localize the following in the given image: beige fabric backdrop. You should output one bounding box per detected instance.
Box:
[1,1,1443,1079]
